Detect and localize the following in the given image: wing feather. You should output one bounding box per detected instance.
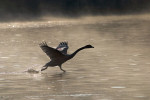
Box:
[56,42,69,54]
[39,42,63,60]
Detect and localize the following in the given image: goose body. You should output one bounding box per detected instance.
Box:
[39,42,94,72]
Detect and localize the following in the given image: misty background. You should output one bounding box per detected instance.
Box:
[0,0,150,21]
[1,0,150,100]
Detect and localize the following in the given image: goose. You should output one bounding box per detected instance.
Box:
[39,42,94,72]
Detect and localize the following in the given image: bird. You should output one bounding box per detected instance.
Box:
[39,41,94,72]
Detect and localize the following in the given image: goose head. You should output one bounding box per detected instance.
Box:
[84,44,94,48]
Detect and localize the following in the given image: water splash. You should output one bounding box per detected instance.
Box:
[24,68,39,74]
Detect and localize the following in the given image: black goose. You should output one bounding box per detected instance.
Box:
[39,42,94,72]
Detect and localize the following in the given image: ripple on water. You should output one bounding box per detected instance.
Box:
[134,95,146,98]
[77,76,85,79]
[100,78,109,81]
[25,94,100,99]
[0,66,4,68]
[0,78,5,81]
[57,80,66,82]
[15,34,22,37]
[32,57,38,59]
[9,55,17,57]
[0,57,10,59]
[129,63,137,66]
[146,62,150,65]
[111,86,126,89]
[133,54,142,57]
[69,94,99,97]
[13,65,20,67]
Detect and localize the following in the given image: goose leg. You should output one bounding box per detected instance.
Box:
[41,66,48,71]
[59,65,66,72]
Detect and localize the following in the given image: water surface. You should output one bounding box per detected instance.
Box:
[0,15,150,100]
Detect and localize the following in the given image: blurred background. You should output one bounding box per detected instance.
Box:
[0,0,150,21]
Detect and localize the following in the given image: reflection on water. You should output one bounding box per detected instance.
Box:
[0,15,150,100]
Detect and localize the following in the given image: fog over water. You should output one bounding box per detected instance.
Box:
[0,0,150,21]
[0,14,150,100]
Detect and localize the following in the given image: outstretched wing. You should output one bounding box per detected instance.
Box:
[56,42,69,54]
[39,42,63,60]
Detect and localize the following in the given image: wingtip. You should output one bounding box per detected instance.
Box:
[39,41,48,46]
[59,41,68,46]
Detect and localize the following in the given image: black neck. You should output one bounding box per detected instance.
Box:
[69,46,87,59]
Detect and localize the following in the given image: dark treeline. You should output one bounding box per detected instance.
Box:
[0,0,150,19]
